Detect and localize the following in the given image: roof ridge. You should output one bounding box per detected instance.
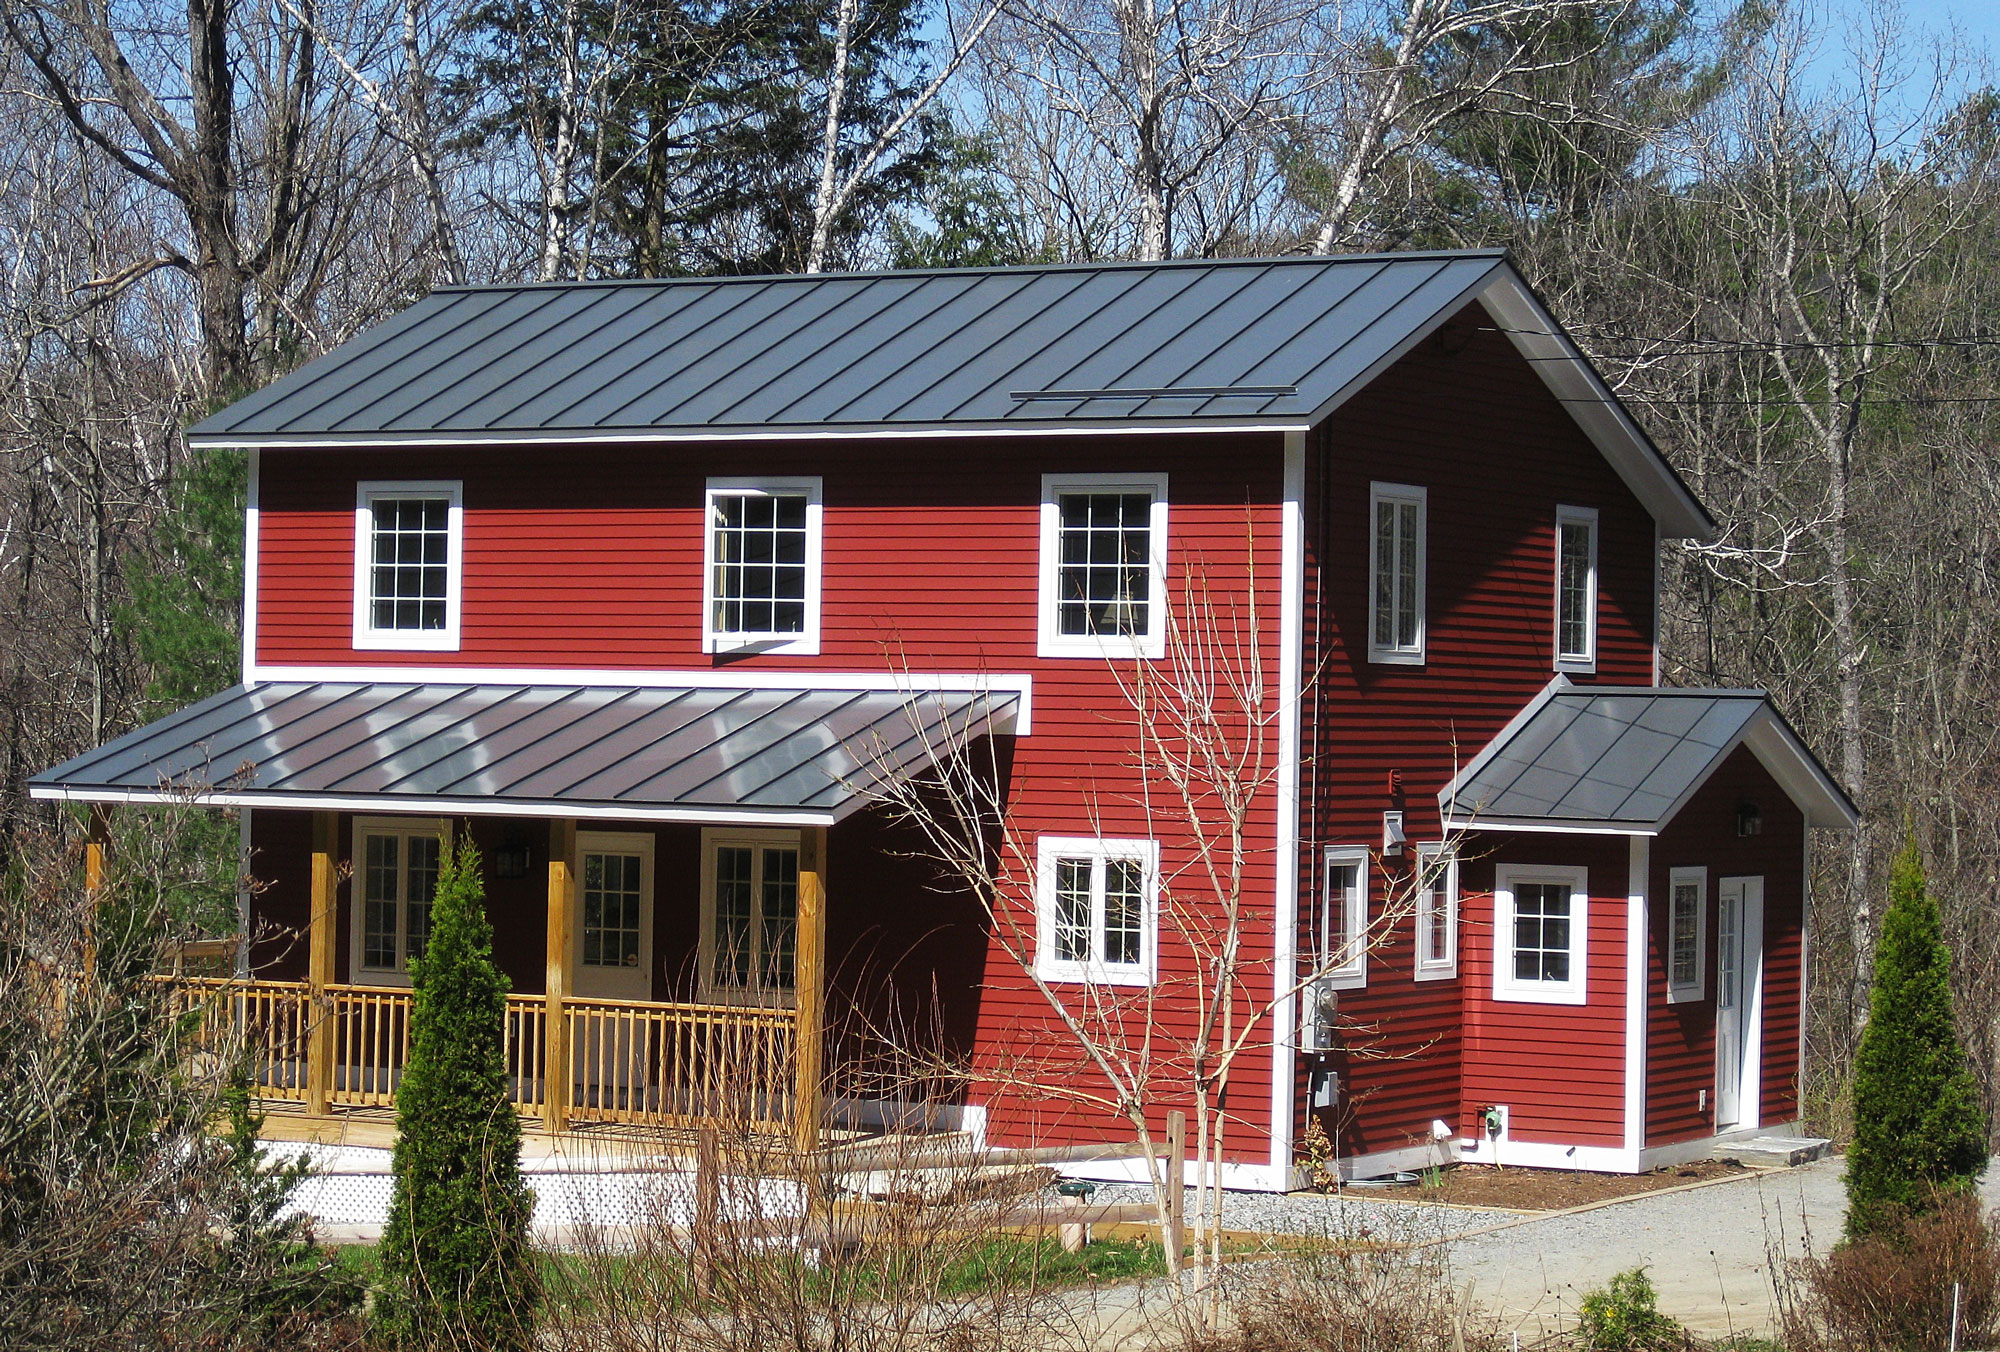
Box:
[429,249,1513,294]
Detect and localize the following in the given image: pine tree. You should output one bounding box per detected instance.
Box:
[377,837,537,1349]
[1844,838,1990,1238]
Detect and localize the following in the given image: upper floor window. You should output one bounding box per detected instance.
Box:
[1035,835,1158,986]
[1493,864,1588,1005]
[353,481,462,651]
[1414,841,1459,981]
[1038,472,1169,660]
[1555,505,1599,672]
[1320,846,1370,991]
[704,477,822,656]
[1369,482,1426,664]
[1667,866,1707,1003]
[353,817,447,983]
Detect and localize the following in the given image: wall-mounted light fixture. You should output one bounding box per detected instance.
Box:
[493,827,534,879]
[1736,802,1762,838]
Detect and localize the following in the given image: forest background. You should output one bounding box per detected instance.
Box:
[1,0,1995,1140]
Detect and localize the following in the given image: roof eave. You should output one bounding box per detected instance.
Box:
[26,782,844,827]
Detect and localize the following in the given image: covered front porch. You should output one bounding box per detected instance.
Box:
[35,677,1021,1153]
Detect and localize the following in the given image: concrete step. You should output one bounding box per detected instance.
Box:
[1713,1135,1833,1168]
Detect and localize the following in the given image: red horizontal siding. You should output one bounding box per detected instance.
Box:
[1645,748,1807,1146]
[1301,304,1656,1160]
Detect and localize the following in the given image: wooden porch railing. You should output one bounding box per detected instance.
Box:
[164,976,801,1140]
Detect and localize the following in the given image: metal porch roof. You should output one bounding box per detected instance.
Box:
[29,681,1018,825]
[1439,683,1857,834]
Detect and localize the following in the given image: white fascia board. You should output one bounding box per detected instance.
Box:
[187,420,1309,451]
[245,665,1034,735]
[1475,275,1716,542]
[1442,815,1656,837]
[26,783,841,828]
[241,450,260,684]
[1270,428,1306,1182]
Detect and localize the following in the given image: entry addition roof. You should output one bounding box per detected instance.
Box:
[28,680,1017,825]
[1440,684,1857,834]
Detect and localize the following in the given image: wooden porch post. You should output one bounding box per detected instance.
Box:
[545,819,577,1134]
[793,825,828,1156]
[305,811,338,1117]
[82,804,110,972]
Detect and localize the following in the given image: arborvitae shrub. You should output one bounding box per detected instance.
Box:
[377,836,537,1349]
[1844,838,1989,1239]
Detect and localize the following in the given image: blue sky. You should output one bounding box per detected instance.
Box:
[1823,0,2000,66]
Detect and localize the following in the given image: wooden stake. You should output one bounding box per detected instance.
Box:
[1164,1109,1187,1262]
[306,811,338,1117]
[793,825,828,1156]
[545,819,577,1134]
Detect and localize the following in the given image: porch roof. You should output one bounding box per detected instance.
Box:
[1439,681,1858,835]
[29,679,1020,825]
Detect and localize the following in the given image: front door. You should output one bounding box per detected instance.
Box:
[1714,876,1762,1130]
[575,832,654,1002]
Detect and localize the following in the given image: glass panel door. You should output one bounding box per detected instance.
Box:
[1715,883,1742,1126]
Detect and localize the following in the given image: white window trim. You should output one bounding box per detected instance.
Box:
[1037,472,1170,661]
[352,481,464,651]
[1320,846,1371,991]
[1554,504,1599,673]
[576,829,656,1001]
[1666,865,1708,1004]
[348,816,451,987]
[702,476,823,657]
[1493,863,1589,1006]
[1367,481,1427,665]
[698,825,803,1006]
[1034,835,1160,987]
[1414,841,1459,982]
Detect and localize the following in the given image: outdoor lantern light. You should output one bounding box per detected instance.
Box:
[1737,802,1762,837]
[494,829,533,879]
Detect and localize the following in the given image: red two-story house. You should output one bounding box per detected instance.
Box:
[34,252,1855,1189]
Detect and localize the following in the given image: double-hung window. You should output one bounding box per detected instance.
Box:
[1369,482,1426,664]
[1493,864,1588,1004]
[353,817,447,982]
[1038,473,1169,659]
[700,829,801,1002]
[1666,866,1707,1003]
[704,477,822,655]
[1414,841,1459,981]
[1320,847,1370,990]
[353,482,462,650]
[1035,836,1158,986]
[1555,505,1599,672]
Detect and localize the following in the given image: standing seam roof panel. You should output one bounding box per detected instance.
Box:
[306,292,563,432]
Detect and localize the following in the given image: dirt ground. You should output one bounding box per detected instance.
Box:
[1345,1157,1750,1211]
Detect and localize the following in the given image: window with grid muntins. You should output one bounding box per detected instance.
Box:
[1558,517,1594,660]
[709,842,798,994]
[1670,879,1701,988]
[360,829,440,971]
[370,497,452,631]
[1371,492,1422,653]
[711,493,809,636]
[759,848,798,990]
[1512,882,1573,984]
[583,851,644,969]
[1055,858,1092,962]
[1102,858,1144,966]
[1057,492,1153,637]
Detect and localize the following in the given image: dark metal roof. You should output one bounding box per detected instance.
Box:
[28,681,1016,824]
[187,252,1510,439]
[1440,684,1858,833]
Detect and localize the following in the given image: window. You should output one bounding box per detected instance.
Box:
[1667,866,1707,1003]
[353,482,463,650]
[352,818,448,982]
[1035,836,1159,985]
[1493,864,1589,1004]
[1320,847,1370,990]
[1555,505,1599,671]
[703,478,822,655]
[1369,482,1426,663]
[700,829,800,1001]
[1038,473,1169,659]
[1414,841,1459,981]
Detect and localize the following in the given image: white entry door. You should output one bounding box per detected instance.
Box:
[575,832,654,1001]
[1714,876,1763,1130]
